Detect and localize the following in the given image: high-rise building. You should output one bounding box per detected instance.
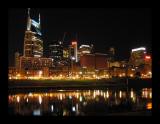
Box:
[129,47,147,67]
[19,9,53,75]
[49,41,63,65]
[23,8,43,58]
[78,44,93,61]
[70,41,78,62]
[79,44,92,54]
[15,52,20,70]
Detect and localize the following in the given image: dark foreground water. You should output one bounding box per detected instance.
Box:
[8,88,152,116]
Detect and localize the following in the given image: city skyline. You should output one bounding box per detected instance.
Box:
[8,8,152,66]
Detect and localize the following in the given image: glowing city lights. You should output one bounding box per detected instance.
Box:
[60,94,63,100]
[8,8,152,116]
[131,90,134,98]
[51,105,54,112]
[106,91,109,98]
[72,106,76,112]
[146,102,152,110]
[39,95,42,104]
[119,91,122,98]
[79,45,90,48]
[17,96,20,103]
[132,47,146,52]
[79,96,82,102]
[145,55,151,59]
[72,41,77,45]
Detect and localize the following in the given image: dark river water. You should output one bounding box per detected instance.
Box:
[8,88,152,116]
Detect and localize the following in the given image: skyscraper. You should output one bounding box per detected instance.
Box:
[129,47,147,67]
[24,8,43,57]
[70,41,78,62]
[78,44,92,61]
[15,52,20,70]
[19,8,53,74]
[49,41,63,65]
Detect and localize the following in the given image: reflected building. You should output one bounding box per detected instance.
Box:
[8,88,152,116]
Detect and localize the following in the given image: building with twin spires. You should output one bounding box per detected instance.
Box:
[23,8,43,57]
[18,8,53,76]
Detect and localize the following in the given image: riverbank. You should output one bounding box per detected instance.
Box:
[8,78,151,92]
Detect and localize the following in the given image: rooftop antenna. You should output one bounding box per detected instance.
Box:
[39,13,40,25]
[27,8,31,30]
[28,8,30,17]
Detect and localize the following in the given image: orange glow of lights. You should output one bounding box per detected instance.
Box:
[145,55,151,59]
[17,96,20,103]
[72,41,77,45]
[146,102,152,110]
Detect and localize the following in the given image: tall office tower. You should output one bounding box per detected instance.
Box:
[129,47,147,67]
[49,41,63,65]
[23,8,43,57]
[79,44,92,54]
[61,32,70,65]
[15,52,20,70]
[78,44,92,61]
[70,41,78,62]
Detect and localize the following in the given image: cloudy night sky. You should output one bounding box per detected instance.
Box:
[8,8,152,66]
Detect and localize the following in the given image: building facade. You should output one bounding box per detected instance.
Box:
[24,8,43,58]
[80,53,108,70]
[15,52,20,70]
[70,41,78,62]
[78,44,92,61]
[19,56,53,75]
[129,47,146,67]
[49,41,63,65]
[24,31,43,57]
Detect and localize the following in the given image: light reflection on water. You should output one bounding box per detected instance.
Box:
[8,88,152,116]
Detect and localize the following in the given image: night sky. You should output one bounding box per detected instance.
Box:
[8,8,152,66]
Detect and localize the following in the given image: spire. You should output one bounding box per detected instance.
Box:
[28,8,30,18]
[39,13,41,30]
[39,13,40,24]
[27,8,31,30]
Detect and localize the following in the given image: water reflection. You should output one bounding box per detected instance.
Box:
[8,88,152,116]
[142,88,152,99]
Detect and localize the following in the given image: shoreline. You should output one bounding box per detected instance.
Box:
[8,78,152,93]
